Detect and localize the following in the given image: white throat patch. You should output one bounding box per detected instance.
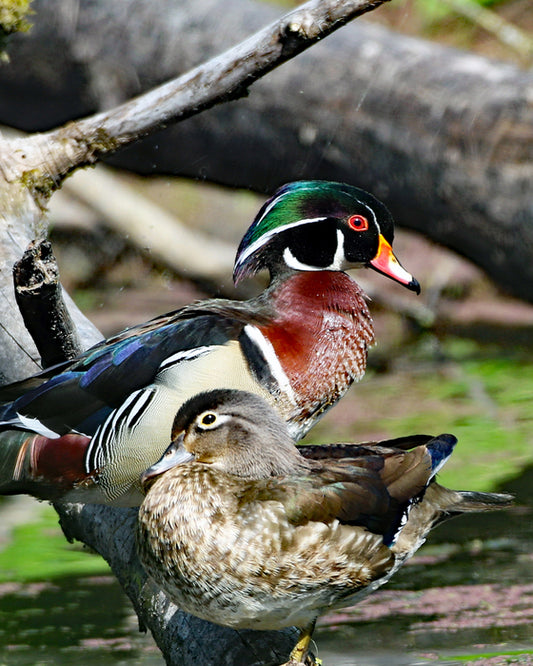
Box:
[283,228,345,272]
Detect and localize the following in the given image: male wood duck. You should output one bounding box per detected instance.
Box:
[0,181,420,506]
[137,389,512,666]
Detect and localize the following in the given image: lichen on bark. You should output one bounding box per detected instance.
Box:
[0,0,33,60]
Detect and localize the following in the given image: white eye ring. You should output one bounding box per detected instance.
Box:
[196,411,231,430]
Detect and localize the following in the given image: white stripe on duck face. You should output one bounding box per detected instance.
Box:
[258,184,316,222]
[235,216,328,272]
[356,198,379,230]
[237,188,383,274]
[282,228,346,272]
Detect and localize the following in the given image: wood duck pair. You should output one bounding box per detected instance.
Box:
[137,389,512,666]
[0,181,420,506]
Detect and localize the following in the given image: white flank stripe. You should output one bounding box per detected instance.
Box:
[17,413,61,439]
[243,325,296,405]
[85,388,157,473]
[124,389,155,430]
[85,420,110,472]
[158,345,217,371]
[84,432,97,472]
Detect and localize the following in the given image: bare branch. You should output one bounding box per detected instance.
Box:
[0,0,391,199]
[441,0,533,61]
[63,166,235,284]
[13,240,83,367]
[0,0,390,383]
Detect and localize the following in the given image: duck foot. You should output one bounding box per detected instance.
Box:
[281,619,321,665]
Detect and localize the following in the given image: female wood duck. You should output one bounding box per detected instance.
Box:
[0,181,420,506]
[137,389,512,666]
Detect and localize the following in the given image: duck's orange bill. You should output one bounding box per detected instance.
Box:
[369,235,420,294]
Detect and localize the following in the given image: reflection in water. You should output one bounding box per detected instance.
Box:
[0,575,163,665]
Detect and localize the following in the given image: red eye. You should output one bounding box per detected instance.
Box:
[348,215,369,232]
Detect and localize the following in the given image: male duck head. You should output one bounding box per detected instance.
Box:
[233,180,420,293]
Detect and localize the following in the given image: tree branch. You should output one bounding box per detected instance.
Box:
[0,0,390,386]
[2,0,532,301]
[62,166,236,285]
[0,0,391,200]
[13,240,83,367]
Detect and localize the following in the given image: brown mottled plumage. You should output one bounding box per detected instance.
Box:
[137,390,512,666]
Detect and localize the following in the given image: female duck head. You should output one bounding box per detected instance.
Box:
[141,389,310,485]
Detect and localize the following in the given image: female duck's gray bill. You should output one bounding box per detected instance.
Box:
[140,433,194,487]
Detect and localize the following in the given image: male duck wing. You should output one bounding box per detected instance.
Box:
[0,311,245,438]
